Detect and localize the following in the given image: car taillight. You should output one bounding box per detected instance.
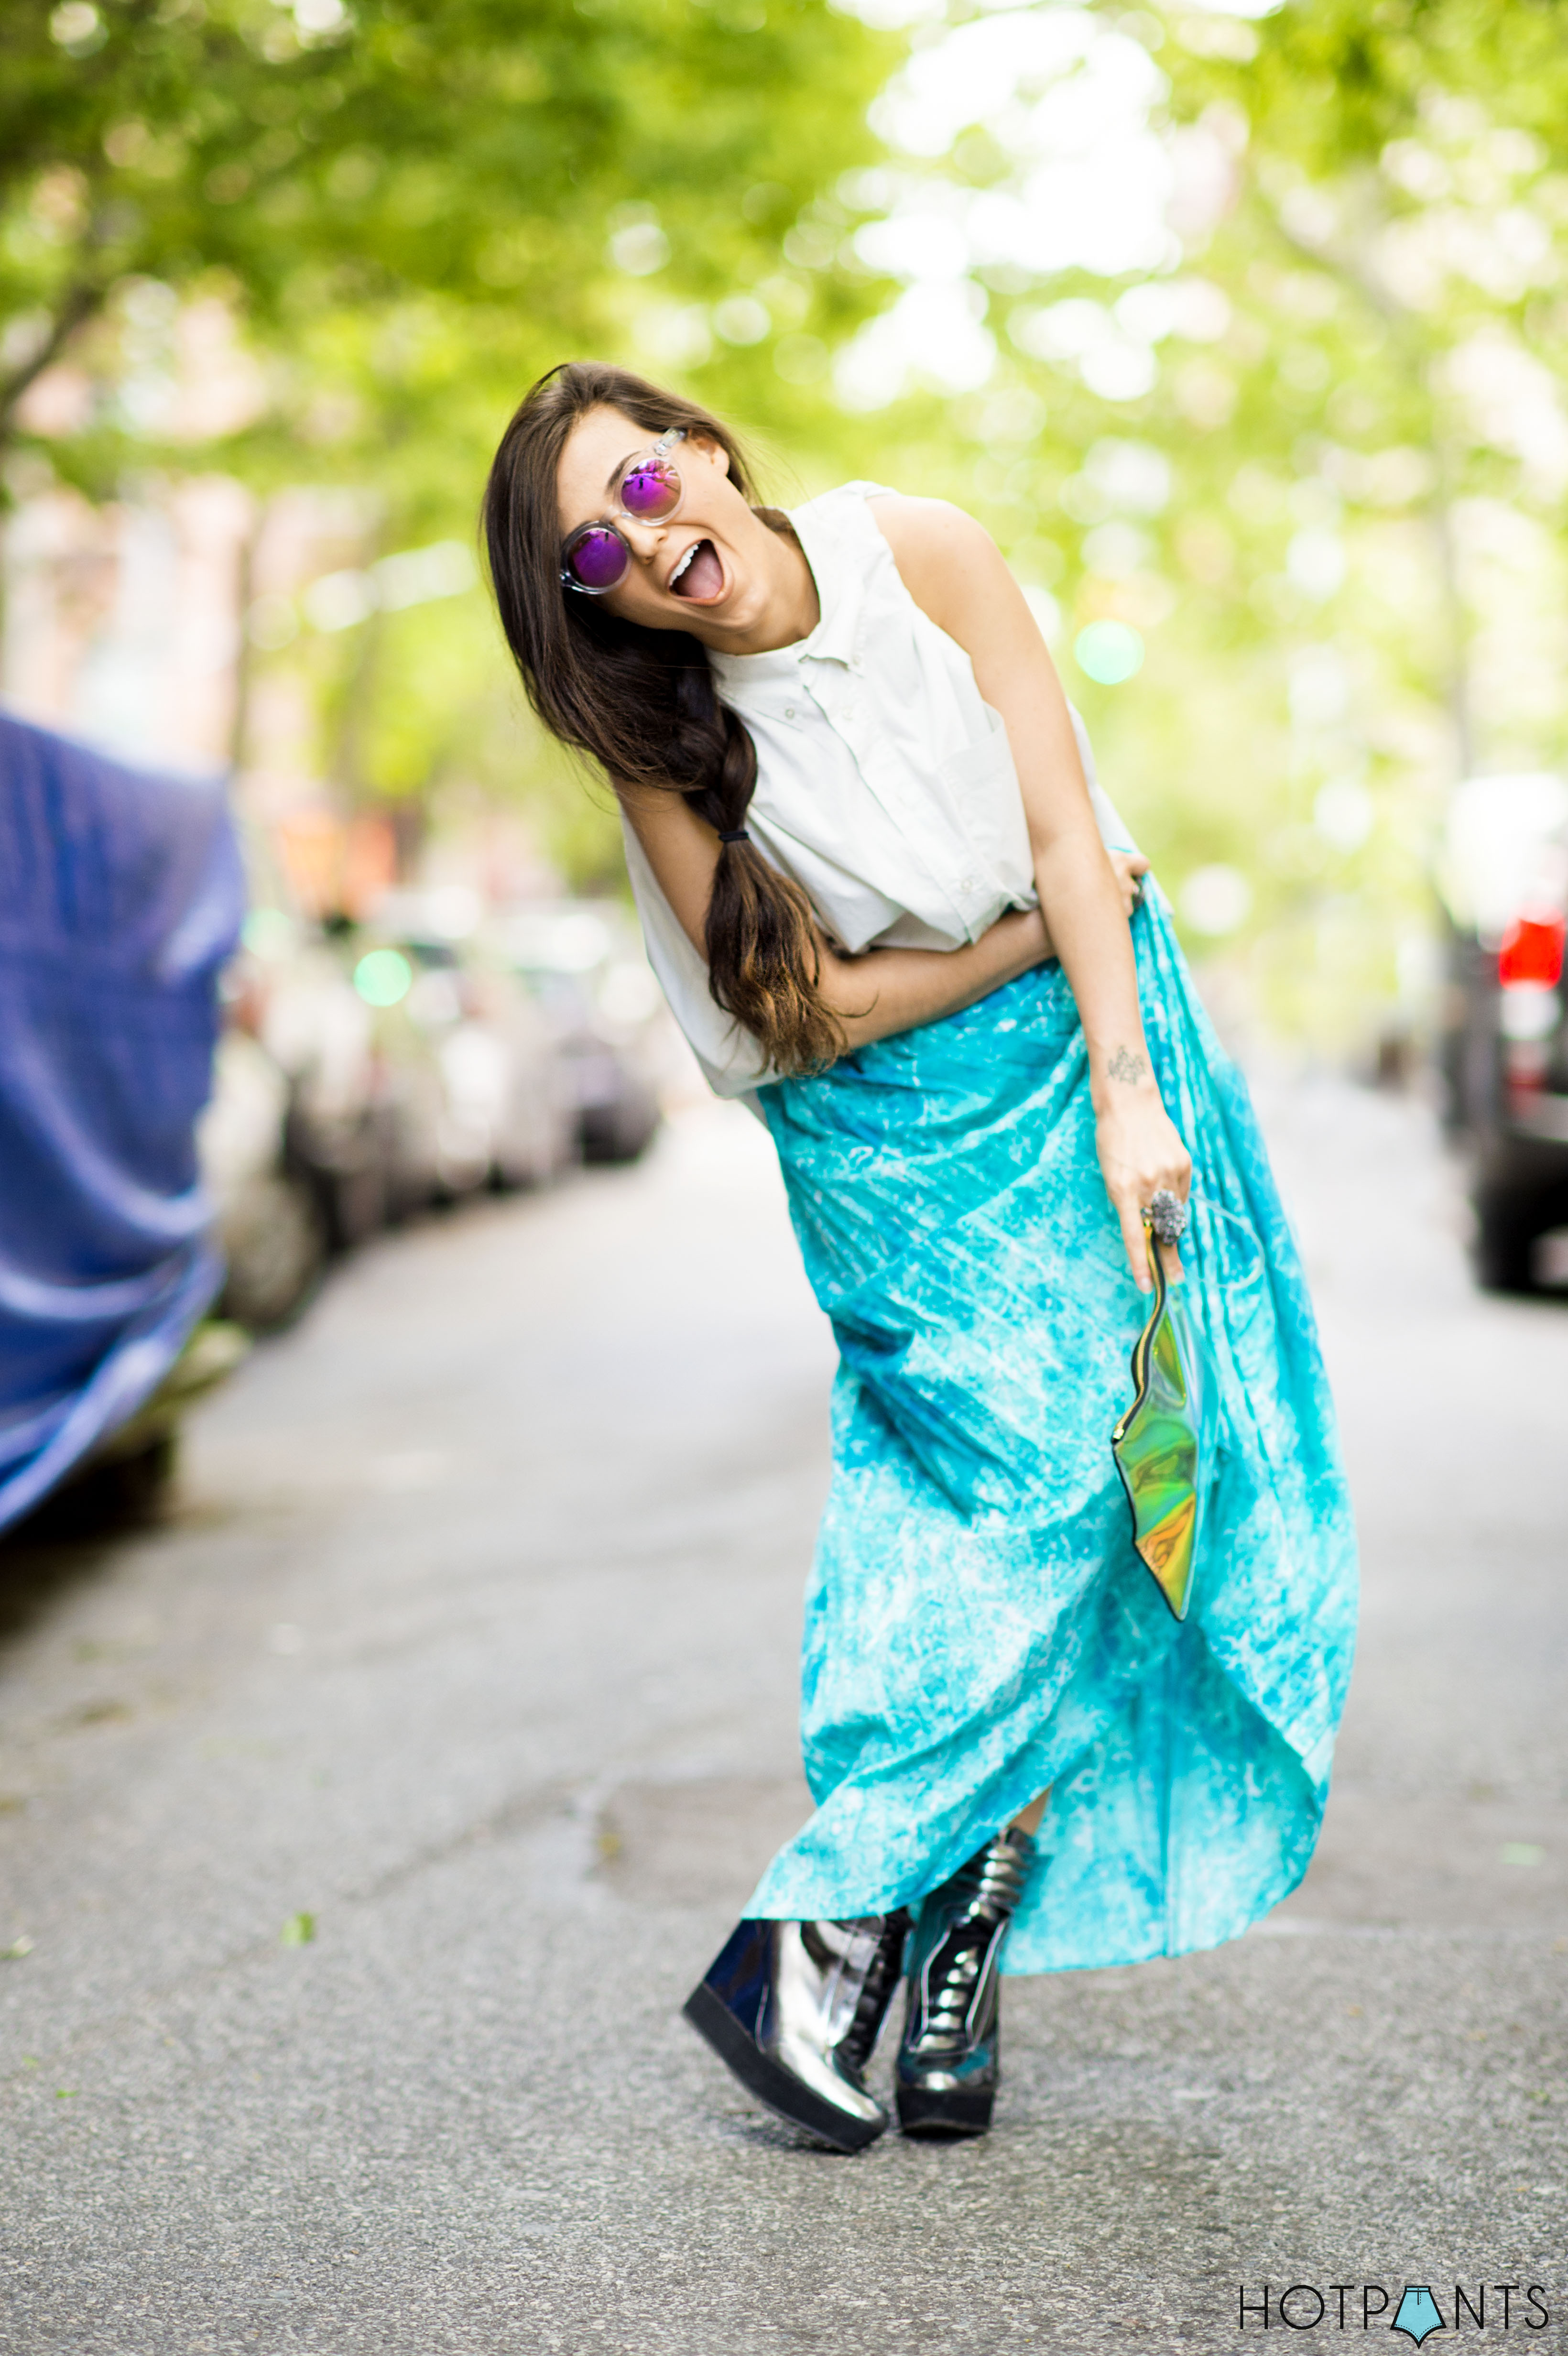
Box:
[1498,913,1566,988]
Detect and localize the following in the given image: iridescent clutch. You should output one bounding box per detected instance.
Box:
[1111,1192,1210,1622]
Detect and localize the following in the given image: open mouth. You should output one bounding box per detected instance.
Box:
[669,539,724,602]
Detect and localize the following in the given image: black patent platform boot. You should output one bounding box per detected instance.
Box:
[895,1825,1035,2139]
[683,1910,910,2154]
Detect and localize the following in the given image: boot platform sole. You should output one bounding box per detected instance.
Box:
[895,2081,994,2138]
[683,1983,885,2155]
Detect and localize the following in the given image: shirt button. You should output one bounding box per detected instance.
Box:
[784,706,796,720]
[960,875,979,893]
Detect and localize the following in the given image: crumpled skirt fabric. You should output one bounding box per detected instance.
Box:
[746,894,1357,1973]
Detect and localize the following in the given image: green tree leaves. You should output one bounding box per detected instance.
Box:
[1,0,895,458]
[1,0,894,877]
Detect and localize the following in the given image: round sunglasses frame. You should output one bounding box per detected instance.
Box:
[559,427,688,596]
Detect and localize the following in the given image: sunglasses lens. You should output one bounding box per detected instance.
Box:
[620,457,681,521]
[566,526,628,592]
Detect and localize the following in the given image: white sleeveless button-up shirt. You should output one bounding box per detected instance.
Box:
[621,480,1132,1097]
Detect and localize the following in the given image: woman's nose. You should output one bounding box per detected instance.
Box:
[623,518,667,564]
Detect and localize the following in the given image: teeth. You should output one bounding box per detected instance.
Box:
[670,543,699,587]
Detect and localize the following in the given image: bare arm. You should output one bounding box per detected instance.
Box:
[869,495,1189,1288]
[620,783,1055,1050]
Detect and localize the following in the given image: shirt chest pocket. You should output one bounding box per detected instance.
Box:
[932,707,1035,897]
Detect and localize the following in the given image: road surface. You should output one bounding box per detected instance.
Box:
[1,1082,1564,2351]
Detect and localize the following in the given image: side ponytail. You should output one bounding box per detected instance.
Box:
[670,659,843,1073]
[481,362,844,1075]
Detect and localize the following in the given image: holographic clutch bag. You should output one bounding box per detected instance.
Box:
[1111,1192,1210,1622]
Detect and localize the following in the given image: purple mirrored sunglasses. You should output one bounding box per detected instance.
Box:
[560,427,688,596]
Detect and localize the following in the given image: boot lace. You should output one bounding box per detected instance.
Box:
[908,1831,1031,2056]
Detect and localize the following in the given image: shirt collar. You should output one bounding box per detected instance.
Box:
[707,496,865,689]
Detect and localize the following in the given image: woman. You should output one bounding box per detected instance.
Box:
[483,362,1357,2152]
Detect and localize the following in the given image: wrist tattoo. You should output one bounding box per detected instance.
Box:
[1107,1045,1147,1086]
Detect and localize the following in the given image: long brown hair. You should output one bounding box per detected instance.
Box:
[481,361,842,1074]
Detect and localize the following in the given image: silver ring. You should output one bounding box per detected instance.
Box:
[1143,1188,1188,1245]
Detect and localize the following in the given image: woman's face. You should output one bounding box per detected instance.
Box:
[554,405,806,649]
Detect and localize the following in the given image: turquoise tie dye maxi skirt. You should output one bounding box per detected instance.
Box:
[745,892,1357,1974]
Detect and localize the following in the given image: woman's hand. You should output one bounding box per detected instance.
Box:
[1110,850,1149,920]
[1088,850,1186,1291]
[1095,1084,1193,1293]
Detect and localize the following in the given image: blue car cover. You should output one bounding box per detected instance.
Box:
[0,713,244,1532]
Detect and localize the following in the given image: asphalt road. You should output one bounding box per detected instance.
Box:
[1,1082,1564,2354]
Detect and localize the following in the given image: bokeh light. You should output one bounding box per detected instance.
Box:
[1181,866,1255,939]
[353,950,413,1008]
[1074,622,1145,687]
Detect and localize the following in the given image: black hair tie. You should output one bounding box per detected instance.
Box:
[718,829,751,844]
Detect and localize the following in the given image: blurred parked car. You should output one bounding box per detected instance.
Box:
[199,1025,330,1331]
[202,897,578,1330]
[356,894,579,1192]
[490,901,664,1164]
[1437,772,1568,1290]
[202,919,401,1329]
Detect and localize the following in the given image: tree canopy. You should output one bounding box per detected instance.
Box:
[823,0,1568,1047]
[1,0,894,471]
[2,0,897,883]
[10,0,1568,1054]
